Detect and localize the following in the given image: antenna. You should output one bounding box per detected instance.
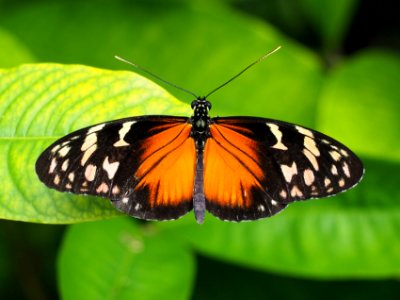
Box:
[204,46,281,99]
[115,55,199,99]
[115,46,281,100]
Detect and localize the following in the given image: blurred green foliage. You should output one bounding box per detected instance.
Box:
[0,0,399,299]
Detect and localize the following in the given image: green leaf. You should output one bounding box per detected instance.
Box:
[0,63,190,223]
[0,27,35,67]
[0,1,323,126]
[58,218,194,300]
[298,0,359,51]
[317,50,400,161]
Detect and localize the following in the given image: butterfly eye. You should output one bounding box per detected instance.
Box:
[191,100,198,109]
[206,101,212,110]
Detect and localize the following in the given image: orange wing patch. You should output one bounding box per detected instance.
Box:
[204,123,265,208]
[135,123,195,207]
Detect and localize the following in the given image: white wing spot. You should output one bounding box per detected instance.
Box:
[331,165,338,175]
[51,144,61,153]
[61,159,69,171]
[258,204,266,212]
[114,121,135,147]
[267,123,288,150]
[88,123,105,134]
[103,156,120,179]
[290,185,303,197]
[279,189,287,199]
[270,200,279,206]
[295,125,314,137]
[49,158,57,173]
[65,183,72,189]
[342,162,351,178]
[58,146,71,157]
[303,169,315,186]
[329,150,341,161]
[122,197,129,204]
[281,162,298,182]
[81,144,97,166]
[96,182,109,193]
[81,132,97,152]
[112,185,120,195]
[53,174,60,185]
[134,203,141,210]
[340,149,349,157]
[84,164,97,182]
[327,187,334,193]
[68,172,75,182]
[324,177,331,187]
[304,136,320,156]
[303,148,319,170]
[339,178,345,187]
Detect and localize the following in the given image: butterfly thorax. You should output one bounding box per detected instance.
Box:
[190,97,211,150]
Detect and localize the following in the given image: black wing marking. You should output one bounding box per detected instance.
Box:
[35,116,194,221]
[205,116,364,221]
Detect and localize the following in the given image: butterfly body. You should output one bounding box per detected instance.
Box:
[36,95,364,224]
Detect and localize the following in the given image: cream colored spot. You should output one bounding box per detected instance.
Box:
[49,158,57,173]
[279,189,287,199]
[96,182,109,193]
[53,174,60,185]
[271,200,279,206]
[267,123,288,150]
[65,183,72,189]
[303,149,319,170]
[81,133,97,152]
[68,172,75,182]
[85,164,97,182]
[327,187,334,193]
[342,162,351,178]
[304,136,320,156]
[134,203,141,210]
[258,204,265,212]
[112,185,120,195]
[61,159,69,171]
[81,144,97,166]
[103,156,120,179]
[88,124,105,134]
[340,149,349,157]
[339,178,345,187]
[113,121,135,147]
[303,169,315,186]
[82,181,88,187]
[281,162,298,182]
[122,197,129,204]
[58,146,71,157]
[331,165,338,175]
[290,185,303,197]
[329,151,341,161]
[295,125,314,137]
[324,177,331,187]
[51,144,61,153]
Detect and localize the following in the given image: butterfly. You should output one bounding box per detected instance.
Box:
[35,47,364,224]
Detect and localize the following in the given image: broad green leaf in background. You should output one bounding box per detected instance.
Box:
[298,0,359,52]
[0,27,35,67]
[58,218,194,300]
[0,64,190,223]
[0,0,323,126]
[317,50,400,161]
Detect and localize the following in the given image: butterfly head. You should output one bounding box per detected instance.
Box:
[190,97,211,140]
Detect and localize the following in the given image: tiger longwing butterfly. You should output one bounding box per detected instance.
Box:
[36,47,364,224]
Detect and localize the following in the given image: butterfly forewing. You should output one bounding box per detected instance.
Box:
[35,116,195,221]
[204,117,364,221]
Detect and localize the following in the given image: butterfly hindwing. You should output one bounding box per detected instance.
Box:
[204,117,364,221]
[35,116,195,221]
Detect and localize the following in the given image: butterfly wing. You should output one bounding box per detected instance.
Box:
[36,116,196,221]
[204,117,364,221]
